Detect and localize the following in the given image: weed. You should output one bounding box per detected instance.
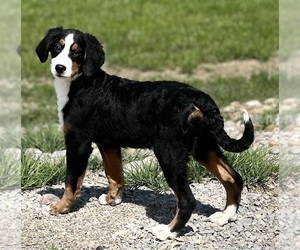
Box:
[0,151,20,189]
[22,124,65,153]
[256,107,279,131]
[225,149,278,186]
[21,152,65,190]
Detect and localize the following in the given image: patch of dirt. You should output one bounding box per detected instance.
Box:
[102,56,278,82]
[280,50,300,79]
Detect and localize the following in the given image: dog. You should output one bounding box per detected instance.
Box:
[36,27,254,240]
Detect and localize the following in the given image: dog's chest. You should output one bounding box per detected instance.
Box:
[53,77,71,126]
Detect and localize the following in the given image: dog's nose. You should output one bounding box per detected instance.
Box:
[55,64,66,74]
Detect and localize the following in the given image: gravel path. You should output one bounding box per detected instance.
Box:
[20,175,278,250]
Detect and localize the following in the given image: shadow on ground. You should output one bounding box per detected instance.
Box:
[38,185,220,226]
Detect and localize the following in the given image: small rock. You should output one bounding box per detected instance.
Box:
[244,100,262,109]
[264,124,277,132]
[39,194,60,206]
[51,150,66,160]
[4,148,21,161]
[25,148,43,159]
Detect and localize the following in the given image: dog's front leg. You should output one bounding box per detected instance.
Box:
[50,140,92,215]
[98,146,124,206]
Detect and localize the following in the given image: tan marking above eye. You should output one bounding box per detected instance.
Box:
[71,43,78,51]
[58,39,65,46]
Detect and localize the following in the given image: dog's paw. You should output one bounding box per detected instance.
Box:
[151,224,178,241]
[208,205,237,226]
[49,201,69,215]
[98,194,109,205]
[98,194,122,206]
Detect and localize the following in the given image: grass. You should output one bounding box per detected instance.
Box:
[0,152,20,189]
[256,106,279,131]
[189,72,278,108]
[279,101,300,129]
[21,109,279,191]
[21,145,278,191]
[225,149,278,186]
[0,0,20,78]
[280,0,300,59]
[279,152,300,180]
[125,161,168,192]
[21,152,65,190]
[22,124,64,153]
[22,0,278,78]
[22,80,57,127]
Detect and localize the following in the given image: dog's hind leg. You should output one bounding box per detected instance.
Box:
[192,138,243,226]
[98,146,124,206]
[50,140,92,215]
[152,142,196,241]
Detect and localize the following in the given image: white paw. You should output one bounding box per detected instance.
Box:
[208,205,237,226]
[151,224,178,241]
[113,196,122,205]
[208,211,224,221]
[98,194,108,205]
[98,194,122,206]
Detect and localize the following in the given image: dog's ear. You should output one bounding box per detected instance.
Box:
[36,27,63,63]
[82,33,105,77]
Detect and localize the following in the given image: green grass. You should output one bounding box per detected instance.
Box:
[0,0,20,78]
[125,161,168,192]
[22,124,64,153]
[21,147,278,191]
[0,152,20,189]
[190,72,278,108]
[279,152,300,180]
[279,100,300,129]
[125,149,279,190]
[280,0,300,59]
[22,80,57,127]
[226,149,278,186]
[256,106,279,131]
[20,125,277,190]
[22,0,278,78]
[21,152,65,190]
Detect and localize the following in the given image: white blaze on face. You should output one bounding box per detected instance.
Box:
[51,33,74,126]
[51,33,74,78]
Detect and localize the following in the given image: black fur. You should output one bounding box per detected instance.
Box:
[36,27,254,235]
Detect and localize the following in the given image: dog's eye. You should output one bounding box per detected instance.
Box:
[53,44,62,52]
[72,50,82,57]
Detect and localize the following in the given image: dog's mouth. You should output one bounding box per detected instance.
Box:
[55,74,71,78]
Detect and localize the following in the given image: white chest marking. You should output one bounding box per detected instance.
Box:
[54,77,71,126]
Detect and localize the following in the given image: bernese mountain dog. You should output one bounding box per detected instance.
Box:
[36,27,254,240]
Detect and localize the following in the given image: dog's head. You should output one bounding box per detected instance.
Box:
[36,27,105,78]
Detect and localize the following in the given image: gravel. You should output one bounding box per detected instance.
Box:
[19,177,279,250]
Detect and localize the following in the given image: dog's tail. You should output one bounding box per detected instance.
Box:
[191,94,254,153]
